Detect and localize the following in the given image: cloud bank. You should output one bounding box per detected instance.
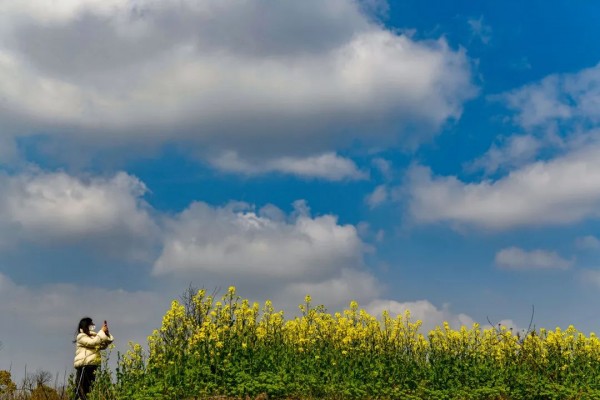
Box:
[0,171,157,259]
[406,143,600,230]
[154,200,366,281]
[0,0,474,167]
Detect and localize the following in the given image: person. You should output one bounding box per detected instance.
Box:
[73,317,114,400]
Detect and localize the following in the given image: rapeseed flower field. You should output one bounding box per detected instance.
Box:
[89,287,600,399]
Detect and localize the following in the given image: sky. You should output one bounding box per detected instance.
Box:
[1,0,600,382]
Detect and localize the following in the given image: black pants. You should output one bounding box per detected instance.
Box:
[74,365,98,400]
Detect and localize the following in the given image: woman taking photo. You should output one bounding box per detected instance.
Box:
[73,317,114,400]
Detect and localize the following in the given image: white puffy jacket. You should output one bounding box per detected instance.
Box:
[74,329,114,367]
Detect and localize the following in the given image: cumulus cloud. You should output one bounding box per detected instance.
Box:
[0,170,158,258]
[0,0,474,166]
[472,63,600,179]
[209,151,367,181]
[365,185,389,208]
[371,157,392,180]
[501,62,600,130]
[283,268,380,312]
[419,63,600,229]
[468,134,542,175]
[366,298,476,333]
[154,200,366,282]
[495,247,574,270]
[406,143,600,230]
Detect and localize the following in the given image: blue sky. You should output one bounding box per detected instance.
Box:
[1,0,600,380]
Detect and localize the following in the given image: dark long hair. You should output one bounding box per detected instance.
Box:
[77,317,93,337]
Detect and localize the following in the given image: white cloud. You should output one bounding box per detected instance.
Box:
[467,128,600,177]
[575,235,600,250]
[365,185,389,208]
[0,171,158,258]
[495,247,573,270]
[473,63,600,177]
[152,197,398,321]
[372,157,392,179]
[0,0,474,164]
[209,151,367,181]
[468,134,541,175]
[154,200,366,281]
[407,143,600,230]
[283,268,380,312]
[366,298,476,333]
[501,62,600,129]
[468,16,492,45]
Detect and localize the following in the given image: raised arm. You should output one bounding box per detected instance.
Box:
[77,330,114,348]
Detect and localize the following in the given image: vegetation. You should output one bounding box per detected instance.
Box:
[0,369,66,400]
[101,287,600,399]
[3,287,600,399]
